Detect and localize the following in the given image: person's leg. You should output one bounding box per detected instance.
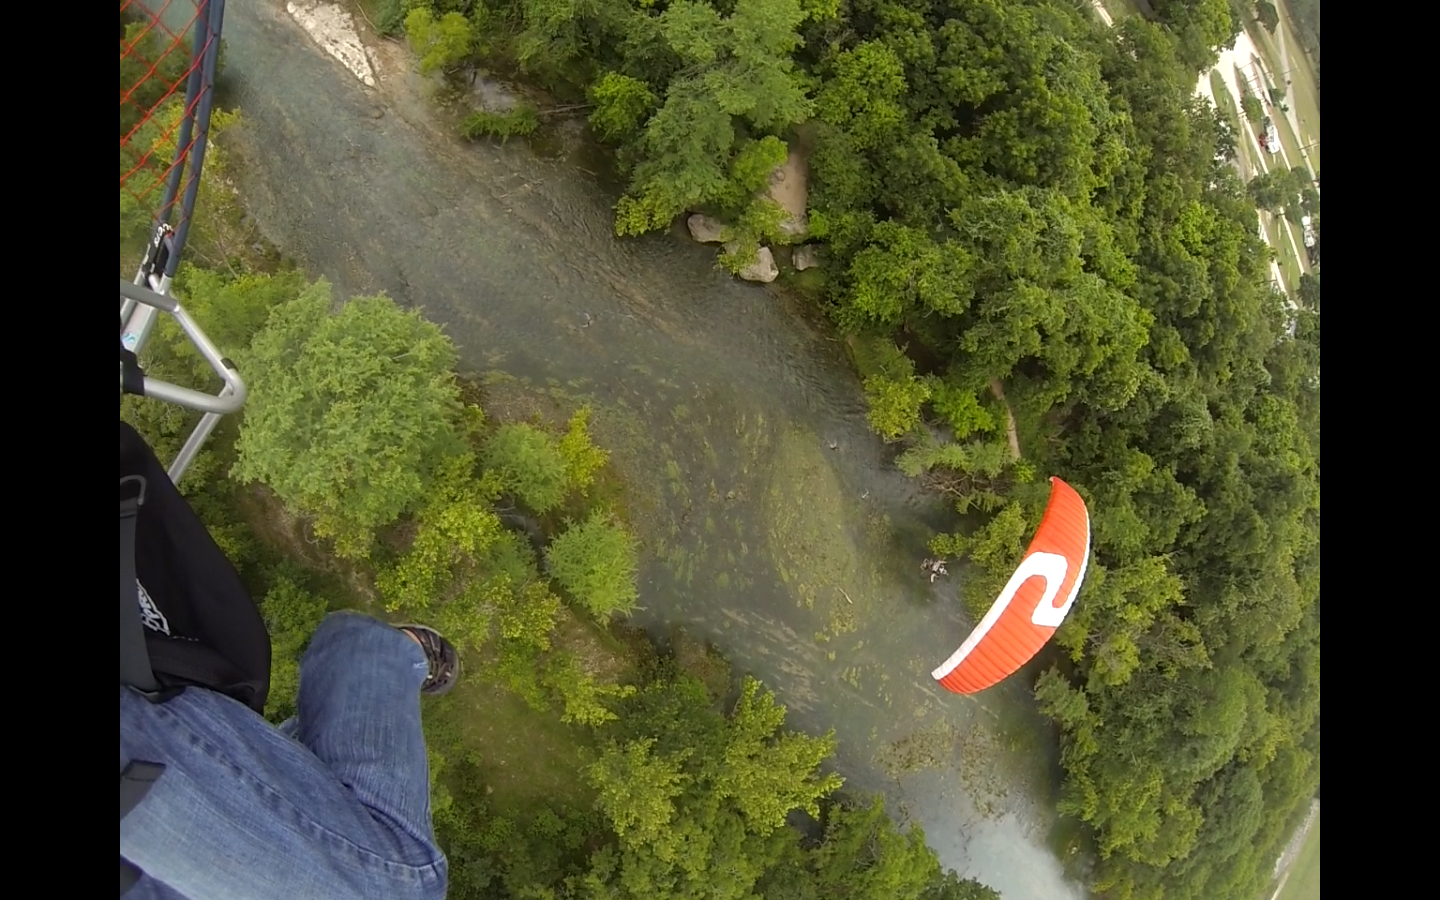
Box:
[120,611,448,900]
[290,611,436,852]
[119,684,447,900]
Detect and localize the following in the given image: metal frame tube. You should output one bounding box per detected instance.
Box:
[119,279,246,417]
[169,0,227,278]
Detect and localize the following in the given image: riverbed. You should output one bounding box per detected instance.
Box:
[214,4,1088,897]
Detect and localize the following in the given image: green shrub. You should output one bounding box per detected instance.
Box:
[545,511,639,618]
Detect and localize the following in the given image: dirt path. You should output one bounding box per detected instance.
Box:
[988,379,1022,461]
[767,149,809,227]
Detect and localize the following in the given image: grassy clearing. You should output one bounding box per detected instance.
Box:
[1209,71,1260,177]
[1210,70,1239,127]
[1263,216,1304,294]
[1275,812,1320,900]
[424,681,600,821]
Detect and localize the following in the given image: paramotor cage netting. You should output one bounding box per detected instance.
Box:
[120,0,225,286]
[121,1,242,487]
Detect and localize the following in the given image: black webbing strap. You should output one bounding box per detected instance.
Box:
[120,476,160,693]
[120,341,145,397]
[120,761,166,894]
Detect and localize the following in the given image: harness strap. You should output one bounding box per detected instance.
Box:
[120,476,159,693]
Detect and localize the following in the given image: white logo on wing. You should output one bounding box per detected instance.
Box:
[931,550,1070,682]
[1011,552,1068,626]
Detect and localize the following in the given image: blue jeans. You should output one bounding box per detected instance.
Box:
[120,611,448,900]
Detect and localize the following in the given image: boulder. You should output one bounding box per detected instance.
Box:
[725,243,779,283]
[686,214,725,244]
[792,244,820,271]
[777,214,809,239]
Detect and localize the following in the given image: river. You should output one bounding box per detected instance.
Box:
[214,3,1087,897]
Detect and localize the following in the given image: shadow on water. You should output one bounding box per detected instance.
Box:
[212,4,1087,898]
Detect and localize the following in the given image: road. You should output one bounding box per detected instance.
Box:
[1269,11,1319,178]
[1223,35,1312,292]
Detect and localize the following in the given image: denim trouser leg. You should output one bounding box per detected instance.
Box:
[120,611,447,900]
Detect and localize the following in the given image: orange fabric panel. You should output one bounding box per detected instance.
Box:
[934,477,1091,694]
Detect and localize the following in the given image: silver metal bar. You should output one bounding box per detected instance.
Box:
[169,398,229,485]
[121,269,171,355]
[119,279,246,416]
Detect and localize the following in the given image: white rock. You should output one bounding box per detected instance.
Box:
[286,2,376,87]
[725,244,778,283]
[792,245,820,271]
[686,214,725,244]
[776,212,809,239]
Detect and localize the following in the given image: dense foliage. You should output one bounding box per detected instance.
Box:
[791,6,1319,900]
[428,659,1002,900]
[231,282,470,558]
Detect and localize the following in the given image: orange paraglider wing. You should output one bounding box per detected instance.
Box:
[932,477,1091,694]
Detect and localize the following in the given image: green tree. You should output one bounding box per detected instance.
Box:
[405,7,476,75]
[545,511,640,618]
[864,371,931,442]
[1254,1,1280,33]
[375,451,514,650]
[806,797,939,900]
[612,0,814,236]
[931,501,1032,618]
[165,266,310,383]
[1241,94,1264,123]
[559,406,610,496]
[232,280,467,558]
[922,871,1002,900]
[897,438,1021,515]
[586,738,691,853]
[1154,0,1238,71]
[927,382,996,440]
[483,423,571,514]
[716,677,844,830]
[542,652,637,726]
[460,105,541,142]
[588,72,659,142]
[259,570,329,724]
